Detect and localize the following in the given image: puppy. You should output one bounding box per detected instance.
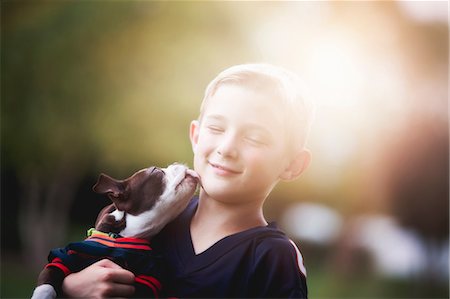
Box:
[31,163,199,299]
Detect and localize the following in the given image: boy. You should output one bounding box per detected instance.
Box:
[62,63,314,298]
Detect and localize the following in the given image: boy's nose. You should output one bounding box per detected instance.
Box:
[216,133,238,159]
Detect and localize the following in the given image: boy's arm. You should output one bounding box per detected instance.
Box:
[62,259,135,298]
[251,238,308,298]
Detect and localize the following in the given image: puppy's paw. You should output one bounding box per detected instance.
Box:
[31,284,57,299]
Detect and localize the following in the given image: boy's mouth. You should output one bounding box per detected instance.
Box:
[209,162,242,175]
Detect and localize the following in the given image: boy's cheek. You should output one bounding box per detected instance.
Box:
[195,136,215,156]
[192,152,207,174]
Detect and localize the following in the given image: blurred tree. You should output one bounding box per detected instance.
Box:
[379,10,449,281]
[2,2,124,270]
[383,116,448,280]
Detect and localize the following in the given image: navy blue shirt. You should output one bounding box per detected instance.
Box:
[153,197,308,298]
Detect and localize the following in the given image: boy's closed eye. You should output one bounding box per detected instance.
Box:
[207,125,225,134]
[244,134,269,146]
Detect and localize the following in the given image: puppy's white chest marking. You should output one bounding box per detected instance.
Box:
[111,210,125,221]
[120,213,152,237]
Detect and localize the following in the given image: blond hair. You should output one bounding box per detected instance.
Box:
[198,63,315,152]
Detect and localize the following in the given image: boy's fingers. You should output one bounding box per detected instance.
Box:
[95,258,123,269]
[107,284,136,298]
[93,259,136,284]
[108,269,136,284]
[62,260,135,298]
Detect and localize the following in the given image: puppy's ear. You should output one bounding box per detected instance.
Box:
[93,173,124,199]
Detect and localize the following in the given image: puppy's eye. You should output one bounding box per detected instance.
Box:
[150,167,160,173]
[151,167,165,176]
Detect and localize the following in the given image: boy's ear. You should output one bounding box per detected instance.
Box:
[190,120,200,153]
[279,149,311,181]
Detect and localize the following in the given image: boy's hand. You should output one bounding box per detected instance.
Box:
[62,259,135,298]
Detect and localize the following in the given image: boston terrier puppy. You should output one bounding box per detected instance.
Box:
[31,163,199,299]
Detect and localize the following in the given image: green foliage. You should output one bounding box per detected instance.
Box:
[307,266,449,298]
[1,254,36,298]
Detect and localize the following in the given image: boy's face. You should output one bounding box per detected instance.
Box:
[190,84,299,204]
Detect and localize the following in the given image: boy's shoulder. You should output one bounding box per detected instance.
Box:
[252,223,295,251]
[251,222,289,245]
[251,223,307,278]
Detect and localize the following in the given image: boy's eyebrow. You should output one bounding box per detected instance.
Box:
[204,114,225,122]
[245,123,273,136]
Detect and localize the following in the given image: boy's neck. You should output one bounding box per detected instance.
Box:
[190,192,268,255]
[201,191,267,221]
[194,191,268,233]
